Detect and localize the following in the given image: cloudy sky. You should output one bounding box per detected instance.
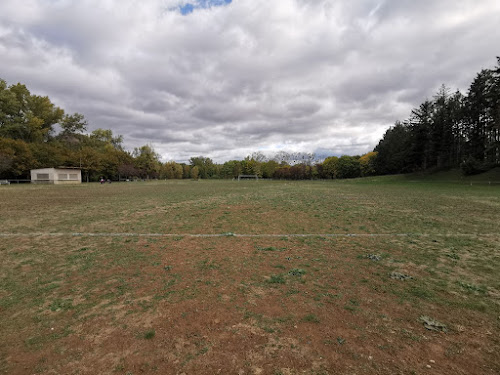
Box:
[1,0,499,162]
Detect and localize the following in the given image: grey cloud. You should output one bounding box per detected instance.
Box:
[1,0,499,163]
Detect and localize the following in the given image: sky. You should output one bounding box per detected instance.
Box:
[1,0,499,163]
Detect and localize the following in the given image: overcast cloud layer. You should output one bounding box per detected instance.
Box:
[1,0,499,162]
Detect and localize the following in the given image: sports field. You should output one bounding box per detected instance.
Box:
[0,178,499,374]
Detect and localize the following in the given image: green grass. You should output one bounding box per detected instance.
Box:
[256,246,285,252]
[0,176,499,235]
[143,330,155,339]
[301,314,320,323]
[267,274,286,284]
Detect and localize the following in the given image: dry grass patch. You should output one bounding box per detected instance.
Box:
[0,179,499,374]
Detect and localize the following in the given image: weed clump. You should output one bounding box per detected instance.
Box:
[390,272,414,281]
[457,281,485,294]
[302,314,320,323]
[288,268,306,276]
[267,274,286,284]
[257,246,287,252]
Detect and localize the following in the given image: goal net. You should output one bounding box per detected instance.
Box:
[237,174,259,181]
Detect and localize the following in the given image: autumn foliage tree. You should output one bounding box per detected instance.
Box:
[359,152,378,176]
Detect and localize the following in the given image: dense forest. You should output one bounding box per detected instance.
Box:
[375,57,500,175]
[1,58,499,181]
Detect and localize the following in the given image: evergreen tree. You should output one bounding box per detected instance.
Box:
[374,122,411,174]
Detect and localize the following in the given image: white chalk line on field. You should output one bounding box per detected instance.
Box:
[0,232,498,238]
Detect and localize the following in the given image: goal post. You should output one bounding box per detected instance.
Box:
[237,174,259,181]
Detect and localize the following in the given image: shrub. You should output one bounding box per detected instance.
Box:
[460,156,489,175]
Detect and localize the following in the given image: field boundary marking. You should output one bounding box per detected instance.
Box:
[0,232,498,238]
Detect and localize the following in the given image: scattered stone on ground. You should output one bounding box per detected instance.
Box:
[390,271,414,280]
[419,316,448,332]
[456,324,466,332]
[366,254,381,261]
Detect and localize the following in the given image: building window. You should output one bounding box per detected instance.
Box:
[37,173,49,180]
[58,174,68,180]
[69,174,78,180]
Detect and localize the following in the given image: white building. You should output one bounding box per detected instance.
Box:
[30,168,82,184]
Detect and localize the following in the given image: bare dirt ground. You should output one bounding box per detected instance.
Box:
[1,235,499,375]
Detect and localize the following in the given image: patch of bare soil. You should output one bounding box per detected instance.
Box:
[1,237,499,374]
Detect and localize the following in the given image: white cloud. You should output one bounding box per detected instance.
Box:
[1,0,499,163]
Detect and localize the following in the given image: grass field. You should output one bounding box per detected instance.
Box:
[0,177,499,374]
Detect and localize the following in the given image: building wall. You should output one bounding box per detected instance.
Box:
[30,168,54,184]
[53,169,81,184]
[31,168,82,184]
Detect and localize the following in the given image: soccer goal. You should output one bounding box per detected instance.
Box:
[237,174,259,181]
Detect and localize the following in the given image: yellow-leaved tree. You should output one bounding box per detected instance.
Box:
[359,152,378,176]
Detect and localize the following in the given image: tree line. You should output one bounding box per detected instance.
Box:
[375,57,500,175]
[0,78,377,181]
[1,58,498,181]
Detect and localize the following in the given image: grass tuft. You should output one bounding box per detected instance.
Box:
[267,274,286,284]
[302,314,320,323]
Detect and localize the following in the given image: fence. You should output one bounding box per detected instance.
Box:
[4,179,31,184]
